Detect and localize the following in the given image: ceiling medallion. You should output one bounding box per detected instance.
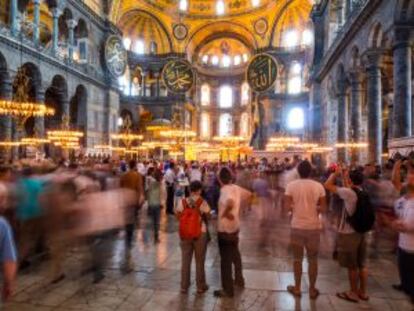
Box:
[254,18,268,36]
[173,23,188,41]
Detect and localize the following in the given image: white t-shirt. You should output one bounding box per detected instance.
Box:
[164,169,175,185]
[175,195,211,232]
[336,187,358,234]
[218,184,249,233]
[394,197,414,252]
[189,169,202,182]
[285,179,325,230]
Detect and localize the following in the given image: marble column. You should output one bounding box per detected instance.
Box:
[35,88,45,137]
[392,29,412,138]
[141,71,147,97]
[365,51,382,164]
[67,19,77,62]
[0,75,13,161]
[155,72,160,97]
[337,82,348,162]
[349,71,363,161]
[32,0,41,45]
[51,8,61,55]
[10,0,18,36]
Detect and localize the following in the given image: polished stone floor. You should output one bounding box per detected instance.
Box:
[3,201,414,311]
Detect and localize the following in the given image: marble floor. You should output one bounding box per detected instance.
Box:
[2,202,413,311]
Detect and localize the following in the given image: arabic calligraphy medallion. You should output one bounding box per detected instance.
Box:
[162,59,195,94]
[246,53,278,93]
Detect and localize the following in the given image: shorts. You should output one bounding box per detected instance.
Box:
[337,232,367,269]
[290,229,320,261]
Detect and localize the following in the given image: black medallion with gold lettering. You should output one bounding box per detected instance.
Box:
[246,53,278,93]
[162,60,195,94]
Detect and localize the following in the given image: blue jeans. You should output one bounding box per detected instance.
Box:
[148,205,161,239]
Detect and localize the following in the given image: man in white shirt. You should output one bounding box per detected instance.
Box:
[325,168,370,303]
[214,167,251,298]
[284,160,326,299]
[392,184,414,304]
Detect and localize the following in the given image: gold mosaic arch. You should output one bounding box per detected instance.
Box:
[118,10,173,54]
[270,0,313,47]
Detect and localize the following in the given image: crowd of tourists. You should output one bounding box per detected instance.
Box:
[0,155,412,306]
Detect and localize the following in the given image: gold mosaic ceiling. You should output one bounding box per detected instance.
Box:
[140,0,275,19]
[109,0,313,54]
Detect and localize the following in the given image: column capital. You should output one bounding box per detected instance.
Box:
[393,27,412,50]
[50,7,62,18]
[364,50,383,70]
[348,70,363,87]
[67,19,77,29]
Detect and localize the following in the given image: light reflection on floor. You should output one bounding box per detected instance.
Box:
[2,201,413,310]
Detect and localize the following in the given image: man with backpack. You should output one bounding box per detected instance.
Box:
[325,167,375,303]
[175,180,211,294]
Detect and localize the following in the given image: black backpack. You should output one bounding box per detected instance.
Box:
[346,187,376,233]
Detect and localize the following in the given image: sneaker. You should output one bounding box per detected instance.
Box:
[213,290,234,298]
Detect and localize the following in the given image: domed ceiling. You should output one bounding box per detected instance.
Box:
[109,0,314,55]
[140,0,275,19]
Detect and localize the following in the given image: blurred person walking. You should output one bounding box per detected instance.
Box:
[146,168,165,243]
[165,162,176,215]
[0,216,17,303]
[120,160,144,263]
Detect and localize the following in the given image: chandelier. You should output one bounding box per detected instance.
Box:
[47,115,84,150]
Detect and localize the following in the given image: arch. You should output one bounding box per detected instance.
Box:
[75,18,89,39]
[117,9,172,54]
[368,22,384,49]
[395,0,414,22]
[70,85,87,131]
[186,21,258,59]
[120,109,134,124]
[45,75,68,130]
[269,0,313,47]
[0,52,10,99]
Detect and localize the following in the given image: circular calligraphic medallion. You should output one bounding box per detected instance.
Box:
[173,23,188,41]
[162,59,195,94]
[254,18,268,36]
[104,35,127,78]
[246,53,277,93]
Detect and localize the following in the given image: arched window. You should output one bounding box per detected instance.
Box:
[287,107,305,130]
[234,55,241,66]
[219,113,233,137]
[216,0,225,15]
[200,112,210,138]
[222,55,231,67]
[134,40,145,54]
[240,112,249,137]
[211,55,219,66]
[123,37,131,50]
[179,0,188,11]
[219,85,233,108]
[288,62,302,94]
[284,30,299,48]
[118,74,129,95]
[241,82,249,105]
[201,84,210,106]
[302,29,313,46]
[150,41,158,54]
[251,0,260,7]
